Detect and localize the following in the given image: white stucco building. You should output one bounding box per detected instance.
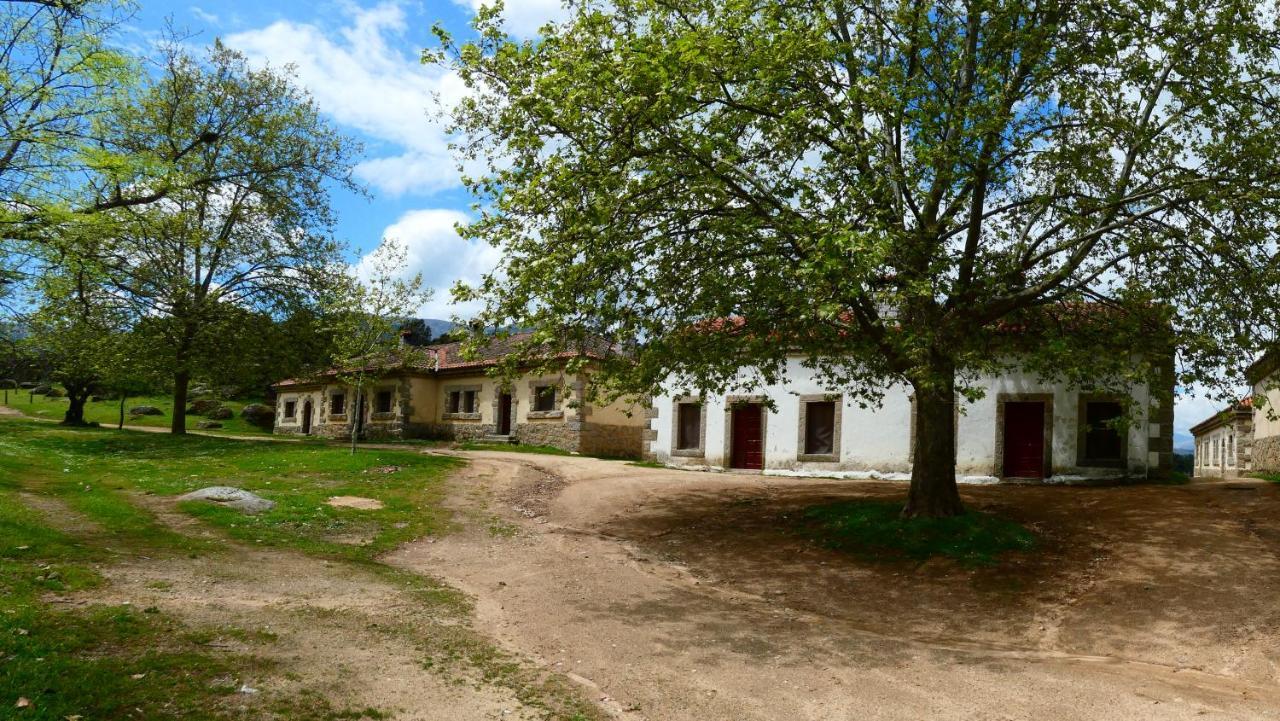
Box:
[645,357,1175,483]
[1190,401,1252,479]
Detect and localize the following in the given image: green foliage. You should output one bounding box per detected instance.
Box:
[438,0,1280,512]
[800,500,1036,566]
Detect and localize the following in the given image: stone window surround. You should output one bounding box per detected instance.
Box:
[671,396,706,457]
[327,388,349,421]
[368,384,399,422]
[797,394,842,462]
[1075,393,1129,469]
[994,393,1055,479]
[443,384,483,421]
[723,395,769,471]
[526,380,565,419]
[284,399,297,420]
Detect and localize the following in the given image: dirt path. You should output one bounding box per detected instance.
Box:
[388,452,1280,721]
[52,493,544,721]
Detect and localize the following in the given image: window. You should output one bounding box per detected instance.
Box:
[446,391,460,414]
[462,390,477,414]
[1229,434,1235,465]
[676,403,701,450]
[284,401,296,419]
[331,392,346,416]
[375,390,393,414]
[804,401,836,455]
[533,385,557,412]
[1082,401,1124,463]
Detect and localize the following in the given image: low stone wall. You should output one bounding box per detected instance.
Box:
[1251,435,1280,474]
[515,420,582,452]
[581,423,643,459]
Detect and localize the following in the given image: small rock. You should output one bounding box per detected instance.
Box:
[178,487,275,515]
[130,673,146,680]
[15,697,30,708]
[129,405,164,416]
[206,406,233,421]
[238,684,258,695]
[196,421,223,430]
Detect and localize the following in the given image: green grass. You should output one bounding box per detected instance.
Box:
[799,500,1037,566]
[0,418,466,719]
[458,441,574,455]
[0,418,607,721]
[1252,472,1280,483]
[2,391,273,435]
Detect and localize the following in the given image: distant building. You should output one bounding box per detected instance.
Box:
[271,332,647,458]
[1248,351,1280,474]
[1189,401,1252,479]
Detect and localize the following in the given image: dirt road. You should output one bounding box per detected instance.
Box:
[389,452,1280,721]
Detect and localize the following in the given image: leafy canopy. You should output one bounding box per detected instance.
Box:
[439,0,1280,407]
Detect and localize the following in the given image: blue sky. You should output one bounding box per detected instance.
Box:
[121,0,567,319]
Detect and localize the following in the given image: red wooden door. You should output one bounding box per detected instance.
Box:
[497,393,512,435]
[730,404,764,470]
[1003,402,1046,478]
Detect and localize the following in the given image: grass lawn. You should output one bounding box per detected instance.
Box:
[0,418,465,719]
[799,500,1037,566]
[2,391,273,435]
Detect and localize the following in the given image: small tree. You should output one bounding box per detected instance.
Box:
[83,38,358,434]
[325,239,432,454]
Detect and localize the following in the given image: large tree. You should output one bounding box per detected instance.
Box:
[440,0,1280,516]
[90,39,358,434]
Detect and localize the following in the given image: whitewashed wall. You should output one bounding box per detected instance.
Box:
[650,356,1155,481]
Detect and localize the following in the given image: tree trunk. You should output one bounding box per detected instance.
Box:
[61,385,92,426]
[118,394,126,430]
[904,371,966,518]
[171,370,190,434]
[349,382,361,455]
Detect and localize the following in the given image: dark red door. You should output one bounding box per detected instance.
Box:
[730,404,764,470]
[497,393,512,435]
[1003,402,1046,478]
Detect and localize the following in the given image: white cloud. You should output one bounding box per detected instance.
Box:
[357,208,500,319]
[455,0,569,38]
[224,3,467,196]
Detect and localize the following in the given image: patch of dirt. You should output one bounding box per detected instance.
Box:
[65,493,543,721]
[326,495,385,510]
[18,492,104,535]
[388,451,1280,721]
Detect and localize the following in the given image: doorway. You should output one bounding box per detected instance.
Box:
[1002,401,1046,478]
[497,392,513,435]
[729,403,764,470]
[301,400,312,435]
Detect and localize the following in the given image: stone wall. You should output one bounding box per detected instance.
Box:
[581,423,643,459]
[515,420,582,451]
[1251,435,1280,474]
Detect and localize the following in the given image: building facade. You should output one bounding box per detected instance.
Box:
[646,356,1175,482]
[1248,352,1280,474]
[1190,402,1252,479]
[271,334,647,458]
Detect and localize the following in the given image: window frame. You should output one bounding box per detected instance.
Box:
[670,397,705,457]
[284,400,297,420]
[329,391,347,418]
[374,389,394,415]
[1075,394,1128,469]
[525,380,565,419]
[442,384,483,420]
[797,395,841,462]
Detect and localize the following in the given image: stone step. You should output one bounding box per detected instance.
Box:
[480,434,517,444]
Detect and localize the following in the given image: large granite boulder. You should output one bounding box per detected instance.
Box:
[206,406,233,420]
[129,405,164,416]
[177,486,274,514]
[186,398,223,416]
[30,384,52,395]
[43,387,64,398]
[239,403,275,429]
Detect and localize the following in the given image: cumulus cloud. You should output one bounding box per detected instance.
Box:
[225,3,467,196]
[454,0,569,38]
[356,208,500,319]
